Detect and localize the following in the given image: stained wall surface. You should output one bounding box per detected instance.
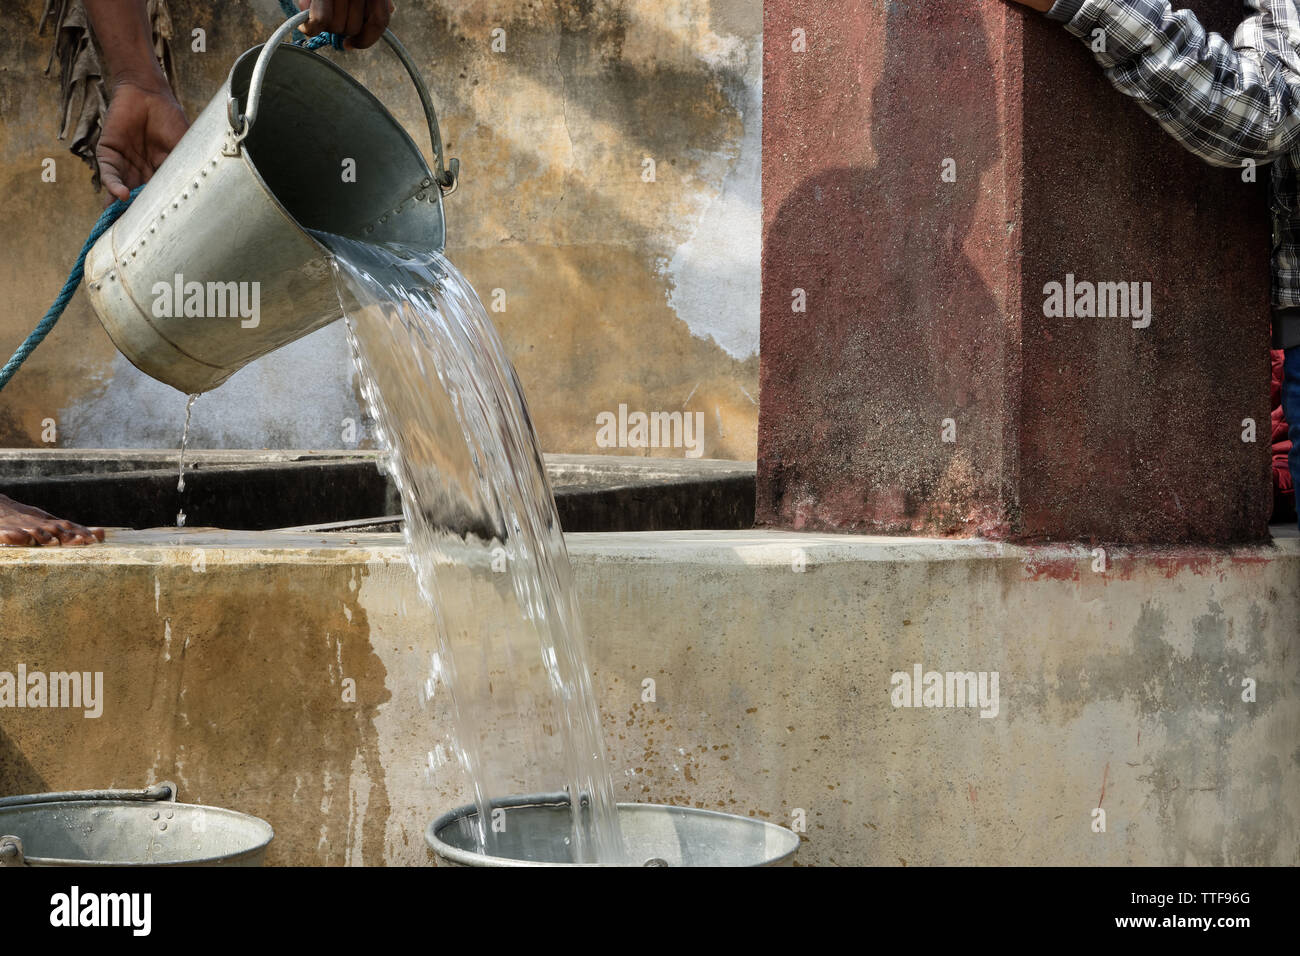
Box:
[2,528,1295,866]
[0,0,760,459]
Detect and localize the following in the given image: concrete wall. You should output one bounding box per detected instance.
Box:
[0,0,759,458]
[2,528,1295,866]
[758,0,1273,543]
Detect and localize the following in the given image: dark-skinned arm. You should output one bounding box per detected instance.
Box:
[83,0,189,200]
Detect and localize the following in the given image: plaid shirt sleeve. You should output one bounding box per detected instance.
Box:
[1047,0,1300,167]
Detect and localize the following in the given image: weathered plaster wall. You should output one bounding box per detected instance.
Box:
[0,0,759,458]
[2,528,1296,866]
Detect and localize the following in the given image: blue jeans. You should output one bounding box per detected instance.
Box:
[1286,346,1300,530]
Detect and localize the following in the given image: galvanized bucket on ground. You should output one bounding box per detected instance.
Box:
[0,783,273,867]
[426,795,802,867]
[85,10,458,395]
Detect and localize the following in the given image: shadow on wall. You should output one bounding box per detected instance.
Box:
[759,1,1006,534]
[0,724,48,796]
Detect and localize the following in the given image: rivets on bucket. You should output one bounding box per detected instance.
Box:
[421,177,431,188]
[416,192,427,202]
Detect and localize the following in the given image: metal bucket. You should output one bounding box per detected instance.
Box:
[84,10,458,395]
[426,795,801,867]
[0,783,273,867]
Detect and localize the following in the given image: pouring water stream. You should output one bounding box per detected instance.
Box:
[318,232,625,864]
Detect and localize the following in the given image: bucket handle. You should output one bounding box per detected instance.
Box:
[231,10,459,195]
[0,781,177,810]
[0,783,177,867]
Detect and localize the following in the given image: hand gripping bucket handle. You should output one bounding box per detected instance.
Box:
[232,10,459,196]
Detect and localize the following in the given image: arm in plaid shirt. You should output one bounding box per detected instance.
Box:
[1047,0,1300,166]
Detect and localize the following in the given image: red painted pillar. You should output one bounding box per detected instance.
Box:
[758,0,1272,543]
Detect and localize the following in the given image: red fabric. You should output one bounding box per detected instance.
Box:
[1273,349,1293,498]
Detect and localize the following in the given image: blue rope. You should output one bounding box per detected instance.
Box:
[0,6,341,392]
[0,186,143,391]
[278,0,346,50]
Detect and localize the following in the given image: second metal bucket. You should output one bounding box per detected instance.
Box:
[426,795,802,867]
[84,10,459,395]
[0,783,273,867]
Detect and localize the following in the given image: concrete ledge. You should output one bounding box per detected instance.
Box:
[1,529,1296,865]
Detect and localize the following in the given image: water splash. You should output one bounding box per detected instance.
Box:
[319,233,625,864]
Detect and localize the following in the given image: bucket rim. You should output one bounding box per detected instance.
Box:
[0,798,274,867]
[425,795,802,867]
[225,41,444,257]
